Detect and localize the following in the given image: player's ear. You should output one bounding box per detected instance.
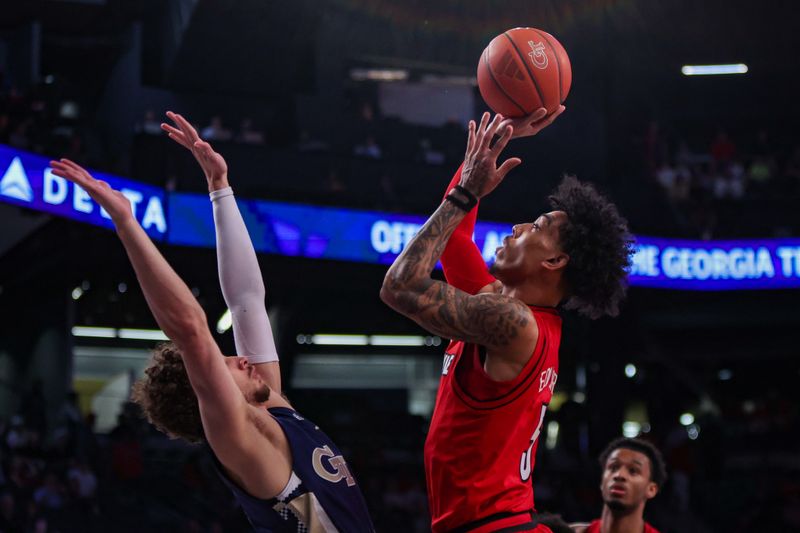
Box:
[645,481,658,500]
[543,253,569,271]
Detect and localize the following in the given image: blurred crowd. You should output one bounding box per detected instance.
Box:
[643,121,800,239]
[4,76,798,241]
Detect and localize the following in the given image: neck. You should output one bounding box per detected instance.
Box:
[599,505,646,533]
[500,277,564,307]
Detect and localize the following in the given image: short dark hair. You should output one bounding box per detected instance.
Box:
[131,342,205,444]
[548,176,633,319]
[599,437,667,487]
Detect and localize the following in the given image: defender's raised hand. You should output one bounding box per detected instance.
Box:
[459,112,522,199]
[161,111,228,190]
[499,105,565,139]
[49,159,133,224]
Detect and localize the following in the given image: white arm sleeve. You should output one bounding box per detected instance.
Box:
[210,187,279,363]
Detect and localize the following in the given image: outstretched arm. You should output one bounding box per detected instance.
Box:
[48,160,284,455]
[439,162,497,295]
[381,114,537,361]
[50,159,286,488]
[162,112,281,393]
[440,106,565,295]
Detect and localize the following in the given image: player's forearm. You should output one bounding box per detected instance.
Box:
[211,187,279,366]
[212,187,265,306]
[381,200,466,312]
[115,218,208,344]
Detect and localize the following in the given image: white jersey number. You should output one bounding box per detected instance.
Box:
[519,405,548,481]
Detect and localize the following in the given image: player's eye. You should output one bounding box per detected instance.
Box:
[531,223,540,231]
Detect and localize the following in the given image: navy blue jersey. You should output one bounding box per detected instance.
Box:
[212,407,374,532]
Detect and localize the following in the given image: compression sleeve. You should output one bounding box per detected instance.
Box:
[440,163,497,294]
[210,187,278,363]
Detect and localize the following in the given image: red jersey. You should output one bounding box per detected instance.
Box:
[586,519,660,533]
[424,306,562,533]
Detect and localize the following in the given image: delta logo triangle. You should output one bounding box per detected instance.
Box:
[0,157,34,202]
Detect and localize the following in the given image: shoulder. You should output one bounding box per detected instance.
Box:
[474,293,539,361]
[207,404,292,499]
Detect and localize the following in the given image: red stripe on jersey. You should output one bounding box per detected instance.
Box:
[425,306,562,533]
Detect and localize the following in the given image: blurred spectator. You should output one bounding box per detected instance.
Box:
[710,129,736,163]
[67,460,97,501]
[200,116,232,142]
[0,491,23,533]
[752,128,771,158]
[296,130,330,153]
[8,120,31,150]
[748,156,773,189]
[33,473,66,511]
[325,170,346,195]
[236,118,265,145]
[354,135,382,159]
[785,144,800,184]
[417,138,445,165]
[136,110,163,136]
[655,161,677,191]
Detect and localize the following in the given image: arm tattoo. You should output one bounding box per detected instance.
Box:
[382,200,531,348]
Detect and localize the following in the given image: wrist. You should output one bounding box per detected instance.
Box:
[113,215,140,234]
[445,185,478,212]
[208,174,229,192]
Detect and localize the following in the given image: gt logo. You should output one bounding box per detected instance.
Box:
[312,445,356,487]
[527,41,548,70]
[442,353,456,375]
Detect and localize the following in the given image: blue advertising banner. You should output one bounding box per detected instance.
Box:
[167,192,511,266]
[2,144,799,291]
[629,236,800,290]
[0,145,167,240]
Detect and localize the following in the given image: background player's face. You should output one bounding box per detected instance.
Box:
[224,356,271,404]
[600,448,658,512]
[490,210,568,284]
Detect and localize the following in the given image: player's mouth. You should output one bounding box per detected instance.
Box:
[609,484,627,497]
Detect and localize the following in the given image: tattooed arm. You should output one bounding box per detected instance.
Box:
[381,113,538,362]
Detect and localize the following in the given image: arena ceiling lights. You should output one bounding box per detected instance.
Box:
[296,334,442,347]
[681,63,748,76]
[72,326,168,341]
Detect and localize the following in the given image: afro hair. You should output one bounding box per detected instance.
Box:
[548,176,633,319]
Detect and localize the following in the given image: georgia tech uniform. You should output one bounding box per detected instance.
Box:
[212,407,374,532]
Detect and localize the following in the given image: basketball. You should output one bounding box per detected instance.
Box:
[477,27,572,118]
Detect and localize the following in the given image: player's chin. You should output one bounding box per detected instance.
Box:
[252,385,271,404]
[604,496,632,511]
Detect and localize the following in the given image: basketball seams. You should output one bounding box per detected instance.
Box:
[530,28,563,104]
[502,31,545,113]
[483,44,527,116]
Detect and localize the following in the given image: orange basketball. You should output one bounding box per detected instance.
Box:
[477,27,572,118]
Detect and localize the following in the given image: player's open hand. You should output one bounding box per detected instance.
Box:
[49,159,134,224]
[161,111,228,190]
[499,105,565,139]
[459,112,522,199]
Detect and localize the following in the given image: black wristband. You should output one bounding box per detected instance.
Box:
[446,185,478,212]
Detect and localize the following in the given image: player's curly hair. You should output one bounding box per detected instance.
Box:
[548,176,633,319]
[131,342,205,444]
[599,437,668,487]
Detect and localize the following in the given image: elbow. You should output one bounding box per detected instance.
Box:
[380,274,398,308]
[167,308,209,345]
